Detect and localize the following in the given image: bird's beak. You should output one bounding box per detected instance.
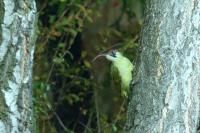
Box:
[92,53,107,62]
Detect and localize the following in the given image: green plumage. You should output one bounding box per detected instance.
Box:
[106,51,133,98]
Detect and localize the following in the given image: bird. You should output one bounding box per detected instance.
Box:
[93,50,133,98]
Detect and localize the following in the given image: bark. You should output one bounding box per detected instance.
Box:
[126,0,200,133]
[0,0,37,133]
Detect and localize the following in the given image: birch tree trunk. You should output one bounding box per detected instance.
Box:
[125,0,200,132]
[0,0,37,132]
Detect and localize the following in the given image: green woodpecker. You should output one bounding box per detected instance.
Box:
[93,50,133,97]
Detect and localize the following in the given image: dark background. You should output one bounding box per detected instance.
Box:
[33,0,144,132]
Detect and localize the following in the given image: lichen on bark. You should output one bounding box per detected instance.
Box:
[125,0,200,133]
[0,0,37,132]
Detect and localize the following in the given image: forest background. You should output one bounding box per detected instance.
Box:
[34,0,144,132]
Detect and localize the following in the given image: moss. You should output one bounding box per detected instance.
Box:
[0,0,4,43]
[0,48,18,128]
[0,91,8,121]
[0,0,4,79]
[0,0,8,124]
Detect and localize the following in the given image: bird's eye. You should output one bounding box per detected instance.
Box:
[110,50,116,57]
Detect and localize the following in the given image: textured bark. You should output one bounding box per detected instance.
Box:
[126,0,200,133]
[0,0,37,133]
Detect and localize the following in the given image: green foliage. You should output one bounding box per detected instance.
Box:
[34,0,144,132]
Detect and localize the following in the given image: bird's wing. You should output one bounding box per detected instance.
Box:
[111,64,129,98]
[111,64,120,83]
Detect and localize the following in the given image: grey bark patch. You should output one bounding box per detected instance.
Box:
[125,0,200,133]
[0,0,37,132]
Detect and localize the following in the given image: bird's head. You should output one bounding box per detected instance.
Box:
[105,50,122,62]
[93,50,122,62]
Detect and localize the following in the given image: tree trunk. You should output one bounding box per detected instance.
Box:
[126,0,200,132]
[0,0,37,132]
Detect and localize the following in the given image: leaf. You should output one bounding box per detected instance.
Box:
[81,51,87,58]
[47,102,52,109]
[56,19,71,28]
[65,50,74,60]
[53,56,64,64]
[49,15,56,24]
[83,60,91,68]
[112,124,118,132]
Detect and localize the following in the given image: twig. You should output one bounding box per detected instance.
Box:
[94,88,101,133]
[53,112,69,132]
[113,99,125,125]
[79,121,93,133]
[83,111,93,133]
